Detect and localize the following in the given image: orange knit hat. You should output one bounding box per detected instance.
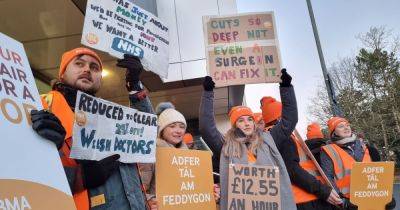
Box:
[183,133,194,144]
[327,117,349,136]
[59,47,103,79]
[260,96,282,124]
[228,106,254,125]
[306,123,324,139]
[254,113,263,123]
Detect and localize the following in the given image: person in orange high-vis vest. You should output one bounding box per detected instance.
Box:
[261,97,341,210]
[321,117,396,210]
[320,117,371,210]
[31,48,119,210]
[305,123,327,164]
[40,90,90,210]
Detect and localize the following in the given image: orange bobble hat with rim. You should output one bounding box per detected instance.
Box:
[327,117,349,136]
[306,123,324,140]
[58,47,103,79]
[260,96,282,125]
[253,113,263,124]
[228,106,254,125]
[183,133,194,145]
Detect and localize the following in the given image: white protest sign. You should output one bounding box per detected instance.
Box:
[0,32,75,209]
[81,0,169,78]
[70,91,157,163]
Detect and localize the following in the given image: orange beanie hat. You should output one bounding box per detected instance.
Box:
[306,123,324,139]
[327,117,349,136]
[254,113,263,123]
[183,133,194,144]
[228,106,254,126]
[260,96,282,124]
[59,47,103,79]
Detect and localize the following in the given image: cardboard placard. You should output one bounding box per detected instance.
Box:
[228,164,281,210]
[0,32,75,210]
[156,148,216,210]
[70,91,157,163]
[81,0,170,78]
[203,12,282,87]
[350,162,395,210]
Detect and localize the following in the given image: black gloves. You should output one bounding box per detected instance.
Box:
[279,68,292,87]
[117,54,144,92]
[81,154,120,189]
[338,197,395,210]
[340,198,357,210]
[386,197,396,210]
[203,76,215,91]
[31,110,66,150]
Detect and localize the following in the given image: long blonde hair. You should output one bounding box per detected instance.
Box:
[222,126,263,158]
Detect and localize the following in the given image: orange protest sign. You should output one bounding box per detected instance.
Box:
[203,12,282,87]
[350,162,395,210]
[228,164,281,210]
[155,148,216,210]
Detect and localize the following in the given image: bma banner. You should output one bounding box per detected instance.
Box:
[0,32,75,209]
[156,148,216,210]
[203,12,282,87]
[81,0,169,78]
[350,162,395,210]
[70,91,157,163]
[228,164,281,210]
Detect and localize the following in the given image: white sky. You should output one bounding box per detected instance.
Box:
[238,0,400,138]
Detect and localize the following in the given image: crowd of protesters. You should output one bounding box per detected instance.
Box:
[31,47,396,210]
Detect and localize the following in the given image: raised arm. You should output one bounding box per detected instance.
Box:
[117,54,155,114]
[270,69,298,150]
[199,76,224,155]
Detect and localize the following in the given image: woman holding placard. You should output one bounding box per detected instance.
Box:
[122,58,191,209]
[199,69,298,210]
[320,117,396,210]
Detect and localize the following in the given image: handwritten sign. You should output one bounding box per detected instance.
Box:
[70,91,157,163]
[203,12,282,87]
[156,148,216,210]
[0,32,75,210]
[350,162,395,210]
[228,164,281,210]
[81,0,169,78]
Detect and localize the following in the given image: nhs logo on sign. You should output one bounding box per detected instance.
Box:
[111,37,144,58]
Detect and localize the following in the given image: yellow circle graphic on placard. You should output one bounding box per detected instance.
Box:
[75,110,87,127]
[85,33,99,45]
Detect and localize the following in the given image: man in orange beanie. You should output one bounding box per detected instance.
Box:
[260,96,282,127]
[260,100,341,209]
[305,123,327,164]
[30,48,148,209]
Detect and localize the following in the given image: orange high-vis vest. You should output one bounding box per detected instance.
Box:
[291,135,324,204]
[322,143,371,198]
[41,91,90,210]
